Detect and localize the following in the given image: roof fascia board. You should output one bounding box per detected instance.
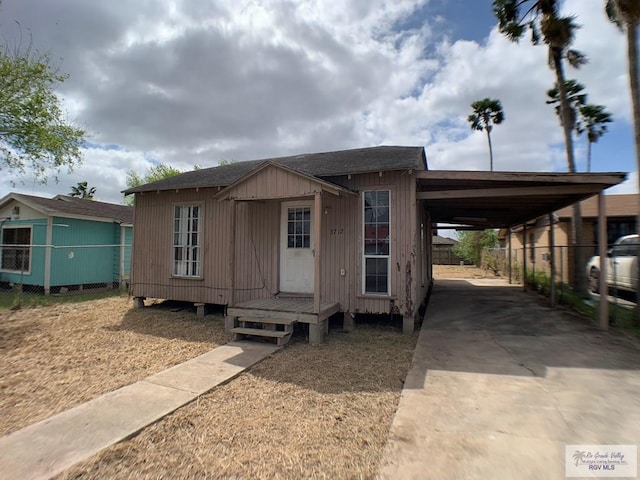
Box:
[417,184,602,200]
[416,171,627,185]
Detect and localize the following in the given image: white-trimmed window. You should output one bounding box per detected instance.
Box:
[1,226,32,273]
[363,190,390,294]
[173,205,201,277]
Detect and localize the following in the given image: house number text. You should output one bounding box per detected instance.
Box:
[330,228,344,235]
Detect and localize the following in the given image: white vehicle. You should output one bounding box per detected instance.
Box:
[586,234,639,294]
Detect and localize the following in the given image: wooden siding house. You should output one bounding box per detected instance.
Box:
[125,147,432,343]
[0,193,133,294]
[125,146,626,343]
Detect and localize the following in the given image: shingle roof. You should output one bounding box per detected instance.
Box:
[556,193,638,218]
[5,193,133,224]
[123,146,427,194]
[432,235,458,245]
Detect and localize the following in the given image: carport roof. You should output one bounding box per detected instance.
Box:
[417,170,627,228]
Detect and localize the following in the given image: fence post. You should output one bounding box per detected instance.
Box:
[597,193,608,330]
[549,213,555,306]
[44,217,53,295]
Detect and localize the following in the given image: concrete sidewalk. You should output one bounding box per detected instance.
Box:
[378,278,640,479]
[0,341,280,480]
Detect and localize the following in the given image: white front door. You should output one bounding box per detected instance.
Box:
[280,201,314,293]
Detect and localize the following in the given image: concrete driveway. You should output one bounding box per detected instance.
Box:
[379,278,640,480]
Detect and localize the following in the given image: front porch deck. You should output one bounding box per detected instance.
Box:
[227,298,340,325]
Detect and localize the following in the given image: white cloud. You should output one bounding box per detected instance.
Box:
[608,171,639,194]
[1,147,151,204]
[0,0,635,205]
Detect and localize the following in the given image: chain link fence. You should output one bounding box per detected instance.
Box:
[484,240,639,329]
[0,243,131,309]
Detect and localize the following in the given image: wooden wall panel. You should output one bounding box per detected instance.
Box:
[320,171,418,316]
[224,165,325,200]
[233,201,280,303]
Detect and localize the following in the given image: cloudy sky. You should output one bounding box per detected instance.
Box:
[0,0,637,204]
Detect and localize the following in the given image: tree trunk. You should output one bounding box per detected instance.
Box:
[625,22,640,321]
[486,130,494,171]
[587,140,592,173]
[552,50,587,296]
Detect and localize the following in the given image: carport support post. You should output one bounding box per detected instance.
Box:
[549,213,556,306]
[508,230,512,284]
[598,193,608,330]
[523,224,528,292]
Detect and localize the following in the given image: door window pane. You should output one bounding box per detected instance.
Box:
[287,207,311,249]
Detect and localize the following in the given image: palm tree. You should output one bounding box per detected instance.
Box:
[546,80,587,132]
[580,104,613,172]
[494,0,589,296]
[606,0,640,196]
[69,181,96,199]
[546,82,612,172]
[467,98,505,171]
[606,0,640,321]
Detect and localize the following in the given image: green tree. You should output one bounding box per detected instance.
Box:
[494,0,589,296]
[452,230,499,267]
[467,98,505,171]
[69,181,96,199]
[218,159,237,166]
[0,43,85,183]
[124,163,183,205]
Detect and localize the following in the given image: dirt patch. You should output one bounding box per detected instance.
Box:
[0,296,227,436]
[433,264,501,279]
[57,323,417,480]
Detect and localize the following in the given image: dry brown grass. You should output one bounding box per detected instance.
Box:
[433,264,499,279]
[0,296,227,436]
[57,321,417,480]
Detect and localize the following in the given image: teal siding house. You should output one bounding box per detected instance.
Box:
[0,193,133,294]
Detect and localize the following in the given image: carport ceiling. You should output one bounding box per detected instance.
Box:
[416,171,627,228]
